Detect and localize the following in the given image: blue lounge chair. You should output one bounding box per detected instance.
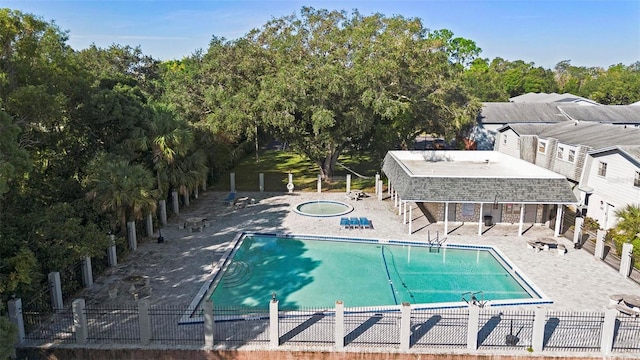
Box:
[340,217,350,229]
[222,191,236,205]
[359,217,372,229]
[349,217,360,229]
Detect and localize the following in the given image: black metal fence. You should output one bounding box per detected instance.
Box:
[410,307,468,349]
[544,311,604,351]
[86,305,140,344]
[18,304,640,354]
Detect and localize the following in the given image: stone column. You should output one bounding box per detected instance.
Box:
[375,173,380,195]
[531,307,546,352]
[107,234,117,267]
[466,305,479,350]
[127,221,137,251]
[334,301,344,350]
[595,229,606,260]
[171,191,179,215]
[139,299,151,345]
[146,214,154,238]
[230,173,236,192]
[346,174,351,193]
[620,243,634,277]
[8,298,25,344]
[158,199,167,225]
[378,180,383,201]
[573,217,584,245]
[72,299,88,345]
[204,300,214,348]
[48,271,63,310]
[269,298,279,348]
[317,174,322,193]
[81,256,93,288]
[400,302,411,351]
[259,173,265,192]
[600,308,618,354]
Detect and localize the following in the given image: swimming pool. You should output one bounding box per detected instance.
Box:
[199,233,549,313]
[293,200,353,217]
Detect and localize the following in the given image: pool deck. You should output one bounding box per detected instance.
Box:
[81,190,640,313]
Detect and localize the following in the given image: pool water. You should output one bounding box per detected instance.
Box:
[294,200,353,217]
[210,235,533,309]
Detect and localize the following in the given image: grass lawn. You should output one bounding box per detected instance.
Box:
[211,150,381,192]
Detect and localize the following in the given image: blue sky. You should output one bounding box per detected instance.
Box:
[5,0,640,69]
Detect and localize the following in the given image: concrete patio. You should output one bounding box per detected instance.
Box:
[79,190,640,313]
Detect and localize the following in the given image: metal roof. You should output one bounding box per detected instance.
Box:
[478,103,572,124]
[381,151,577,204]
[558,105,640,123]
[509,92,600,105]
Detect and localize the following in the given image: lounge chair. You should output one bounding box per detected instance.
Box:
[222,191,236,205]
[340,217,350,229]
[616,302,640,317]
[349,217,360,229]
[359,217,372,229]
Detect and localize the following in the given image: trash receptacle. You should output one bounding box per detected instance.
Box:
[484,215,493,226]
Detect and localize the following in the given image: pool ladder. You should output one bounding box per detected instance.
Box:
[462,291,486,308]
[427,231,447,252]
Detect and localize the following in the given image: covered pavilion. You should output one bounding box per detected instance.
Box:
[381,150,578,236]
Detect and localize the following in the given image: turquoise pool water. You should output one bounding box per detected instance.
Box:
[209,234,534,309]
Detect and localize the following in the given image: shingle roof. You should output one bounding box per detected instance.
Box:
[381,151,577,204]
[588,145,640,167]
[478,103,572,124]
[501,122,640,149]
[558,105,640,123]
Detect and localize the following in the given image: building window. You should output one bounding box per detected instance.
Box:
[503,134,507,144]
[598,162,607,177]
[538,141,546,153]
[504,203,521,215]
[635,171,640,188]
[568,149,575,163]
[557,147,564,159]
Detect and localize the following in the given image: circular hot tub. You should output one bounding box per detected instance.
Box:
[293,200,353,217]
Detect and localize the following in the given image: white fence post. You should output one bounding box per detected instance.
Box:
[48,271,63,310]
[72,299,88,345]
[400,302,411,351]
[346,174,351,193]
[81,256,93,288]
[259,173,265,192]
[595,229,606,260]
[230,173,235,192]
[378,180,383,201]
[620,243,634,277]
[107,234,117,267]
[269,298,279,348]
[467,306,480,350]
[204,300,214,348]
[317,174,322,193]
[171,190,179,215]
[139,298,151,345]
[146,214,154,237]
[127,221,137,251]
[375,173,380,195]
[8,298,25,345]
[159,199,167,225]
[335,301,344,350]
[600,308,618,354]
[573,217,584,245]
[531,307,546,352]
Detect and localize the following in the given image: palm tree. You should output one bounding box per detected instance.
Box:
[84,156,159,235]
[611,204,640,259]
[135,104,193,196]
